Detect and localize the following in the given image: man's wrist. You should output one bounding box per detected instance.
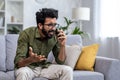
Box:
[60,44,65,47]
[27,57,34,63]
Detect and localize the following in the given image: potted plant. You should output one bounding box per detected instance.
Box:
[8,26,20,34]
[60,17,90,38]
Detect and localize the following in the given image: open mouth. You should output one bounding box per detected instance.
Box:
[48,30,55,35]
[49,32,54,35]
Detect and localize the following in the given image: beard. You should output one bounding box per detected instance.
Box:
[42,27,55,39]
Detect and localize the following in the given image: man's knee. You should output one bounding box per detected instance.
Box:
[62,65,73,75]
[15,67,32,76]
[15,67,35,80]
[60,65,73,80]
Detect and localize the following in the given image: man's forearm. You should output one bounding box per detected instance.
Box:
[17,57,33,68]
[58,45,66,61]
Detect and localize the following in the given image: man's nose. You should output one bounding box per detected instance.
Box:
[50,26,56,30]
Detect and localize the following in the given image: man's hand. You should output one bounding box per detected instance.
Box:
[56,30,66,62]
[29,47,46,63]
[57,30,66,46]
[17,47,46,68]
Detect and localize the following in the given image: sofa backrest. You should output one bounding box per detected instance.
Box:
[66,35,82,46]
[6,34,19,70]
[4,34,82,71]
[47,35,83,63]
[0,35,6,71]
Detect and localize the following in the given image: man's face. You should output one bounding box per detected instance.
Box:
[41,18,58,39]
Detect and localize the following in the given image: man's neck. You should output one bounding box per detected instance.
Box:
[38,29,46,39]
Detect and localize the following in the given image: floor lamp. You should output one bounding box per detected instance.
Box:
[72,7,90,31]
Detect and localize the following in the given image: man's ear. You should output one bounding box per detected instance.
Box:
[38,23,43,29]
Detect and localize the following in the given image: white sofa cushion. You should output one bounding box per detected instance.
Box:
[64,45,82,69]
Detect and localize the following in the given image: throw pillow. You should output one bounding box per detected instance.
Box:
[64,45,82,69]
[75,44,99,71]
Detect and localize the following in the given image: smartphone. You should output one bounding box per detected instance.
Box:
[55,29,59,35]
[56,29,64,38]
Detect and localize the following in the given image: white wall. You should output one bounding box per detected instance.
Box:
[81,0,96,45]
[23,0,95,45]
[24,0,81,29]
[24,0,118,59]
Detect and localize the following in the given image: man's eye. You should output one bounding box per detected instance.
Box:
[48,23,56,26]
[48,24,53,26]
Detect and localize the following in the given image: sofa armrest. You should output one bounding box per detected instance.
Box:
[94,56,120,80]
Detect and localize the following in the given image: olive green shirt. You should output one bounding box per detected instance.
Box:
[14,27,64,69]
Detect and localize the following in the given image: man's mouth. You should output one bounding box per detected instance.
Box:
[49,32,54,35]
[48,30,55,35]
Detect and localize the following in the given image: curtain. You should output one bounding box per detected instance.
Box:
[94,0,120,59]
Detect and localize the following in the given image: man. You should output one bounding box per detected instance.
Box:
[14,8,73,80]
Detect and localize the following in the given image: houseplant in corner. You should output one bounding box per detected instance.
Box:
[59,17,74,35]
[8,26,20,34]
[60,17,90,39]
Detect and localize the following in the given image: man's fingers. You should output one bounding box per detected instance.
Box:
[40,58,47,61]
[38,55,46,60]
[34,54,37,57]
[58,36,66,40]
[38,55,45,58]
[29,47,33,56]
[29,47,33,52]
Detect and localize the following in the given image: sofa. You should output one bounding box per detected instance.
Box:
[0,34,120,80]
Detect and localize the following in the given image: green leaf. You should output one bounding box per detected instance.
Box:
[60,17,90,39]
[64,17,69,25]
[71,27,90,38]
[8,26,20,34]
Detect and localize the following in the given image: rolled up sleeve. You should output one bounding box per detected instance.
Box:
[52,42,65,64]
[14,31,29,68]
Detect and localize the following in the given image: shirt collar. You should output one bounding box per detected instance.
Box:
[35,27,56,40]
[35,27,41,38]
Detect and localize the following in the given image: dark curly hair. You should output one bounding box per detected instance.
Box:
[36,8,58,26]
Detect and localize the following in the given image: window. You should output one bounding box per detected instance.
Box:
[100,0,120,37]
